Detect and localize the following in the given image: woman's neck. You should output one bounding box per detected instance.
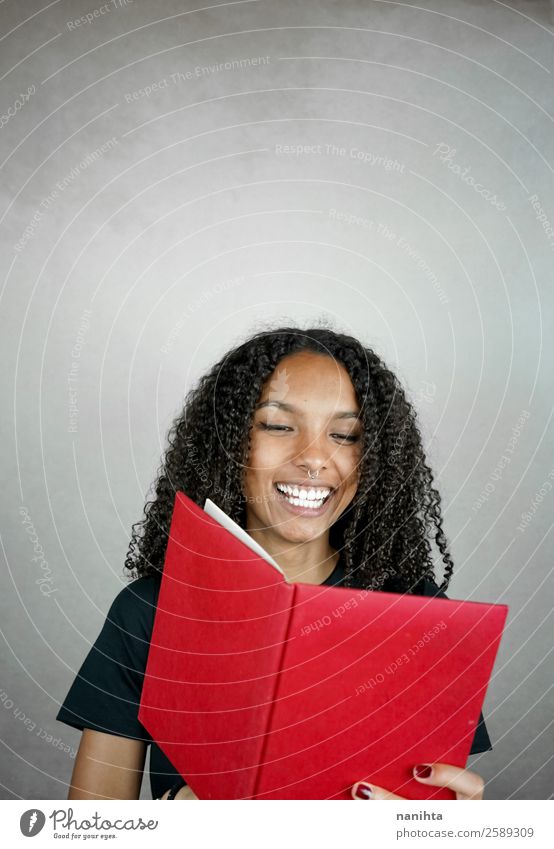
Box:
[246,528,339,584]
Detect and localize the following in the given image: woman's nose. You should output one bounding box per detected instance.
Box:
[294,426,333,468]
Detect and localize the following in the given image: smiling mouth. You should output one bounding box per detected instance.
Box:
[274,482,334,510]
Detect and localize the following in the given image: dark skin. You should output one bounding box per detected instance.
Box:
[242,350,362,585]
[66,352,485,800]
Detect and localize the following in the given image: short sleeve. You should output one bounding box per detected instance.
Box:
[56,576,161,742]
[417,577,493,756]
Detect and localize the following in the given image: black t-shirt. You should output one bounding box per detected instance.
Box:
[56,555,492,799]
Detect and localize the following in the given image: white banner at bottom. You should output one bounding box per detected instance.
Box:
[3,799,551,848]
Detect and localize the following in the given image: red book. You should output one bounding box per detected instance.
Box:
[138,491,508,800]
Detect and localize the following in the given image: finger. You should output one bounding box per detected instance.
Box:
[351,781,405,800]
[175,785,198,800]
[413,763,485,800]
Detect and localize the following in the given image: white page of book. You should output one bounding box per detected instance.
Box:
[203,497,287,579]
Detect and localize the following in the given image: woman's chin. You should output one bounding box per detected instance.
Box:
[266,510,329,543]
[245,497,333,542]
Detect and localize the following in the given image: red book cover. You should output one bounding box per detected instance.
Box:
[138,491,508,800]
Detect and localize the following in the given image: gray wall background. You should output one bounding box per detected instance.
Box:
[1,0,553,801]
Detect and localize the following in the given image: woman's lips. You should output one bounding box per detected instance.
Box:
[273,483,336,517]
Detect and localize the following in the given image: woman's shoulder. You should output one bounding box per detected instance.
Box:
[55,574,162,739]
[112,573,161,602]
[413,576,449,599]
[106,574,162,635]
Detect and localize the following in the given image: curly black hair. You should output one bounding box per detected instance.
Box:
[123,323,454,594]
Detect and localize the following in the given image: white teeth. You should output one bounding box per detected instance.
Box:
[290,497,324,508]
[275,482,332,509]
[275,483,331,499]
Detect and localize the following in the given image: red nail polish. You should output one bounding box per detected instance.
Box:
[413,764,433,779]
[354,782,373,799]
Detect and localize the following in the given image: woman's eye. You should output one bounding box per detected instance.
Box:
[258,423,292,432]
[258,423,359,442]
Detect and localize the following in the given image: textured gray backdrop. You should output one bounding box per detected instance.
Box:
[1,0,553,801]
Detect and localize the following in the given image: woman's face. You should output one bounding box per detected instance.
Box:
[242,351,362,545]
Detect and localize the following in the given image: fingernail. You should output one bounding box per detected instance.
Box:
[352,781,374,799]
[413,763,433,779]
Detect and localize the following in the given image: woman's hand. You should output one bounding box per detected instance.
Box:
[157,762,485,800]
[159,784,198,800]
[351,763,485,800]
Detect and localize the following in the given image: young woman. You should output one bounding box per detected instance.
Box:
[57,326,490,800]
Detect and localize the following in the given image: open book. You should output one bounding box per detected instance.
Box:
[138,491,508,800]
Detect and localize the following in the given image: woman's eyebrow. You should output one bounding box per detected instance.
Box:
[255,400,360,419]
